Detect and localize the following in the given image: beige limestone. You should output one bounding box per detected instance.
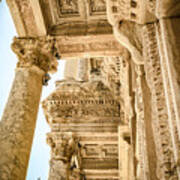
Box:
[64,59,79,80]
[0,66,44,180]
[43,77,121,180]
[0,36,58,180]
[2,0,180,179]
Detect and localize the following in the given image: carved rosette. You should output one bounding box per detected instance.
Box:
[11,36,59,73]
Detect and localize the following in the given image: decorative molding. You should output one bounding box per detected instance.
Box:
[156,20,180,178]
[47,132,119,178]
[58,0,79,16]
[44,77,120,179]
[82,143,118,159]
[101,55,132,124]
[106,0,156,25]
[143,23,178,179]
[49,0,82,25]
[48,0,107,25]
[47,133,84,179]
[56,35,125,59]
[43,80,120,121]
[87,0,107,20]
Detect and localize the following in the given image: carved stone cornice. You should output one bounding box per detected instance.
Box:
[106,0,180,67]
[42,80,120,123]
[106,0,180,25]
[106,0,144,65]
[106,0,156,26]
[11,36,59,73]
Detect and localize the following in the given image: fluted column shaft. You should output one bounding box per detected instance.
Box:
[0,37,58,180]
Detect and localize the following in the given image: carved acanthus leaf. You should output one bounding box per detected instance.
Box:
[11,36,59,73]
[47,133,83,179]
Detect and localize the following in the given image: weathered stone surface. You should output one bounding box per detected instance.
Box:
[0,36,59,180]
[3,0,180,180]
[143,23,179,180]
[11,36,59,73]
[42,63,124,179]
[0,66,44,180]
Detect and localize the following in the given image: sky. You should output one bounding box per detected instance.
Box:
[0,1,65,179]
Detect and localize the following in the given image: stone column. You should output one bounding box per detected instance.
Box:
[0,37,58,180]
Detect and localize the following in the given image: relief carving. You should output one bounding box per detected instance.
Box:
[83,144,118,158]
[143,23,178,179]
[47,134,85,179]
[43,80,120,120]
[58,0,79,15]
[46,103,120,119]
[89,0,106,14]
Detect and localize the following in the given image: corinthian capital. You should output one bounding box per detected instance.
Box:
[11,36,60,73]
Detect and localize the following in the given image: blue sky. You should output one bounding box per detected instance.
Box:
[0,1,65,179]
